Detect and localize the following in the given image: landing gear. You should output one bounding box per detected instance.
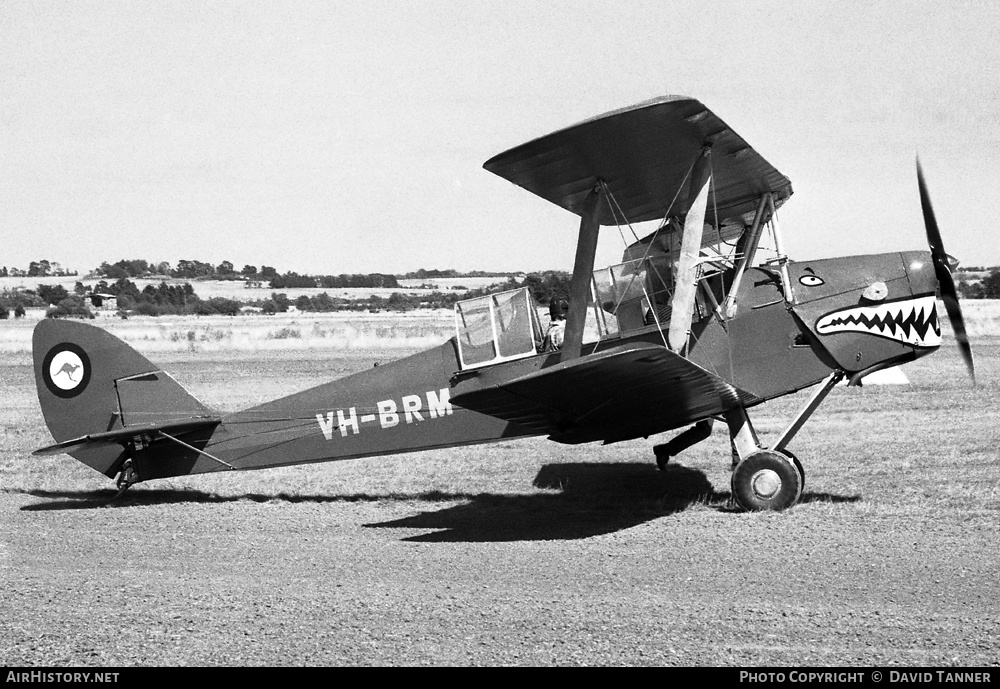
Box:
[723,371,844,512]
[112,458,138,500]
[731,450,802,511]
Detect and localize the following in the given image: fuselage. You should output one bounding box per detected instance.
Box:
[127,250,942,481]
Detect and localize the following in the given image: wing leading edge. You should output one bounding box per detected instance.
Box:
[483,95,792,228]
[450,343,760,445]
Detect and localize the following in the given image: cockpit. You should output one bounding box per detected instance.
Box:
[454,287,544,369]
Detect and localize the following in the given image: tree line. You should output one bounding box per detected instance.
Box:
[260,271,571,314]
[0,278,244,320]
[1,268,572,320]
[6,257,552,292]
[958,269,1000,299]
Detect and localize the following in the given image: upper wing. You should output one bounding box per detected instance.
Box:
[450,343,760,444]
[484,95,791,231]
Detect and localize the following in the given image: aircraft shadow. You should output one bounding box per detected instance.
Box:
[367,462,724,543]
[798,492,861,505]
[14,487,475,511]
[16,467,859,530]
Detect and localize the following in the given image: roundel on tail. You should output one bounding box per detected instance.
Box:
[41,343,91,398]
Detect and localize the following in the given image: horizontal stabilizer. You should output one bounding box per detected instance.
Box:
[33,416,221,457]
[451,343,757,444]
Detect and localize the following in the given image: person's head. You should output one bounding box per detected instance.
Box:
[549,299,568,320]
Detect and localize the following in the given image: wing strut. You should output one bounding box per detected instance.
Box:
[668,147,713,352]
[561,184,604,361]
[719,195,769,319]
[767,193,794,303]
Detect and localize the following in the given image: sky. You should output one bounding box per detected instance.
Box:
[2,0,999,276]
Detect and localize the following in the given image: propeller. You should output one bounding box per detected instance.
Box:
[916,158,976,384]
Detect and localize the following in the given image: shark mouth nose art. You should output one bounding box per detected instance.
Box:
[815,293,942,347]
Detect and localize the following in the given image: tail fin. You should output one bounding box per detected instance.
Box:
[33,319,215,478]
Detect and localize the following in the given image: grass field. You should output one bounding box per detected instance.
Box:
[5,299,1000,353]
[0,309,457,353]
[1,313,998,666]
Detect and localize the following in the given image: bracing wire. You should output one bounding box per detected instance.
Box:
[595,156,701,352]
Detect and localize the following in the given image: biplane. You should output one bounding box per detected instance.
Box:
[32,95,975,511]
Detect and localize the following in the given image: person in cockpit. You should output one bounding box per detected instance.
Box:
[543,299,568,351]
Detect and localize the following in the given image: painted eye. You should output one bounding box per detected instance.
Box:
[799,275,825,287]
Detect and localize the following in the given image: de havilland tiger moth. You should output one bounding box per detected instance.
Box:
[32,95,975,511]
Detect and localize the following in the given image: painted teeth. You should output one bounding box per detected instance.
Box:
[815,295,942,347]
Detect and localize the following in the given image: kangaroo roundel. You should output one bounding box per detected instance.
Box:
[43,343,91,398]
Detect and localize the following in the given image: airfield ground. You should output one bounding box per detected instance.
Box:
[1,311,998,666]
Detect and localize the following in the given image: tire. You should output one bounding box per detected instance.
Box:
[782,449,806,490]
[731,450,802,512]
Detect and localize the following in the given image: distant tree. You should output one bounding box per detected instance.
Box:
[958,280,984,299]
[517,271,569,304]
[96,259,150,279]
[241,264,257,278]
[387,292,412,311]
[45,296,94,319]
[406,268,459,280]
[173,260,216,279]
[101,263,129,280]
[318,273,399,289]
[260,266,278,280]
[269,272,316,289]
[270,293,291,312]
[115,293,137,310]
[193,297,240,316]
[133,301,161,317]
[28,260,52,277]
[983,269,1000,299]
[109,278,141,300]
[311,292,336,311]
[37,284,70,305]
[0,289,43,310]
[217,260,235,276]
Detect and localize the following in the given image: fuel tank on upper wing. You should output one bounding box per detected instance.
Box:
[788,250,941,373]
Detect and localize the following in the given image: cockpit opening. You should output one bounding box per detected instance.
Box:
[454,287,544,369]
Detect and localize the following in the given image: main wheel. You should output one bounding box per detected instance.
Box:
[731,450,802,512]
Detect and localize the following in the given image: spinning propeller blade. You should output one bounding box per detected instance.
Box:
[917,158,975,384]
